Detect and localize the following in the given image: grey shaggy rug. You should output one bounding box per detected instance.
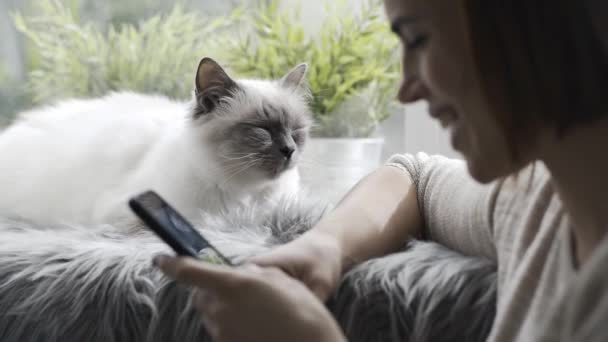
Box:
[0,198,497,342]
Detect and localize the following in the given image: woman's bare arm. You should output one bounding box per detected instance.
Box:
[307,165,423,270]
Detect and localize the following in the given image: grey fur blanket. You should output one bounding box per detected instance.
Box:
[0,199,497,342]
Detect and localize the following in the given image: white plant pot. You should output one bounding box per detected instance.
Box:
[299,138,385,204]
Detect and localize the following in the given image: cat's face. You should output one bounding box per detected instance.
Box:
[216,101,309,179]
[191,58,311,183]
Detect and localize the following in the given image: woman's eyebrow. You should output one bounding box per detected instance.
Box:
[390,16,420,34]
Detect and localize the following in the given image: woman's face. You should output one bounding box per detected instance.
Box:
[384,0,528,183]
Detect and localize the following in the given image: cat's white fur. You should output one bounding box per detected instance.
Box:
[0,83,306,225]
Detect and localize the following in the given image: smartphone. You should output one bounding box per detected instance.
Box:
[128,190,233,265]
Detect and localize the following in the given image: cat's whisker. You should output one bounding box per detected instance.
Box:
[199,161,244,177]
[219,160,258,176]
[218,152,259,161]
[220,159,261,187]
[202,160,258,181]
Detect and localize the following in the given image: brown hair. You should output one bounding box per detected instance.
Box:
[464,0,608,160]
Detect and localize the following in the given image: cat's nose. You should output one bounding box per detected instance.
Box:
[280,146,295,159]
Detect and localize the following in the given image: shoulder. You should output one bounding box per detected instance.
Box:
[537,237,608,342]
[566,238,608,341]
[386,152,466,183]
[496,162,555,206]
[492,163,568,267]
[493,163,562,235]
[386,155,560,226]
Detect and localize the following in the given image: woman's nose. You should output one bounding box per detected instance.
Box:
[397,77,429,104]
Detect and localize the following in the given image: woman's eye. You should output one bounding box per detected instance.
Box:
[405,35,429,51]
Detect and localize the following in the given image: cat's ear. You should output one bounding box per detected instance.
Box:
[280,63,308,91]
[194,57,238,118]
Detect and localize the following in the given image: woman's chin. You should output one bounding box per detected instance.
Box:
[455,131,503,183]
[466,161,497,184]
[465,153,519,184]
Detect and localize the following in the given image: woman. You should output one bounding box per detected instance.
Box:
[154,0,608,341]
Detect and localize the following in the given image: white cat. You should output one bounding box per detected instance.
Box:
[0,57,312,225]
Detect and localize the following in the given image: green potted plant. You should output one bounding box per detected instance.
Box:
[225,0,402,201]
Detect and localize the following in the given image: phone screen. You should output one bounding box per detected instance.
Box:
[129,191,232,265]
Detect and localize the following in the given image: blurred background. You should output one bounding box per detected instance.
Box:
[0,0,457,200]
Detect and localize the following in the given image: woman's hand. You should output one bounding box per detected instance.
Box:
[154,255,346,342]
[249,230,345,301]
[248,166,420,303]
